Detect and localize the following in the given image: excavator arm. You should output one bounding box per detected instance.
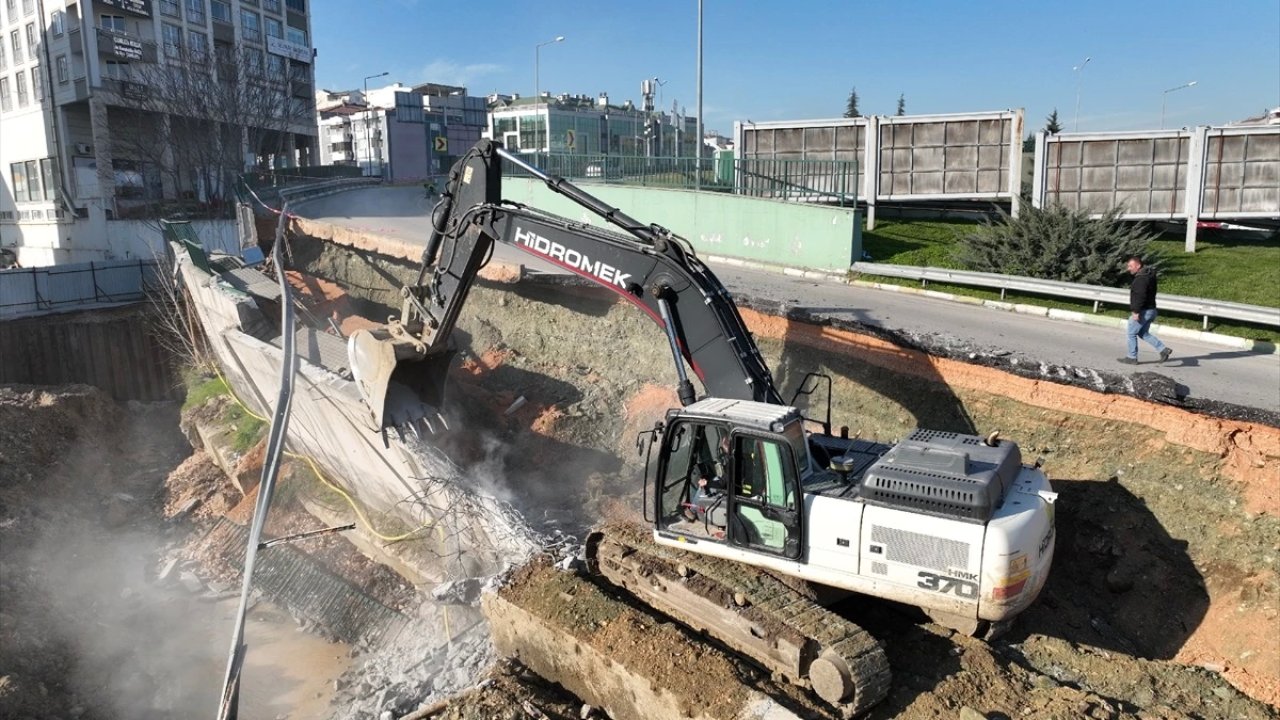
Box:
[348,140,782,433]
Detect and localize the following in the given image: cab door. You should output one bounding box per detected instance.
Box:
[728,433,802,559]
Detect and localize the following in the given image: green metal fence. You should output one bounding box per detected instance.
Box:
[507,153,858,204]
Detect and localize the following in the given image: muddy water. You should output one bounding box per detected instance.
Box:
[154,594,350,719]
[201,600,350,719]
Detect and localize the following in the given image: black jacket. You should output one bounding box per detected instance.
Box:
[1129,266,1158,313]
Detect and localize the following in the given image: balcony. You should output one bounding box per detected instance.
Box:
[96,27,158,63]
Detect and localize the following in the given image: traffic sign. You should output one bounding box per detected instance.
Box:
[434,136,448,153]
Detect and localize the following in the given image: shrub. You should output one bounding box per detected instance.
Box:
[952,203,1162,286]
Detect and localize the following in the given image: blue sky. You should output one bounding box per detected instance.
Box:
[312,0,1280,136]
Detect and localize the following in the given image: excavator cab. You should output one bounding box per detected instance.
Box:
[652,401,804,561]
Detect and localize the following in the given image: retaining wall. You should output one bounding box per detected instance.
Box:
[0,304,178,401]
[505,178,863,272]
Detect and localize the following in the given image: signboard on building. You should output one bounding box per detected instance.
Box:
[98,0,152,17]
[96,29,158,62]
[267,36,311,64]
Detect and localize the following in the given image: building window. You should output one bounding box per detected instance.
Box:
[285,26,305,46]
[240,10,260,42]
[162,23,182,58]
[41,159,56,202]
[21,0,31,15]
[4,0,15,25]
[264,16,282,39]
[11,29,21,60]
[0,77,11,112]
[263,0,280,13]
[51,10,65,36]
[23,160,42,201]
[211,0,231,23]
[285,0,304,12]
[185,0,205,24]
[104,59,130,79]
[265,52,283,77]
[31,63,41,100]
[56,54,67,83]
[15,69,26,106]
[244,49,263,76]
[0,41,6,70]
[10,162,27,201]
[159,0,180,17]
[188,31,208,62]
[24,22,35,59]
[100,14,126,32]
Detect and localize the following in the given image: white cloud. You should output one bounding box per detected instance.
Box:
[417,60,504,88]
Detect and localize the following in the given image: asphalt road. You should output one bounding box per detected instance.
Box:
[295,186,1280,415]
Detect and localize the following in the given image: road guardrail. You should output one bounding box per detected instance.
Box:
[850,262,1280,330]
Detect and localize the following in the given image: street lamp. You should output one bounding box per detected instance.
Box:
[534,35,565,154]
[1072,56,1090,132]
[1161,81,1198,129]
[695,0,703,190]
[363,71,389,176]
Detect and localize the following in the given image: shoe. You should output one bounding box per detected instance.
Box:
[1159,348,1173,363]
[1117,357,1138,365]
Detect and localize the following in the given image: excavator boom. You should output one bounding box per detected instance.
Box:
[349,139,780,433]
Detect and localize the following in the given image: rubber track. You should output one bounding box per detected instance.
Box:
[589,527,891,718]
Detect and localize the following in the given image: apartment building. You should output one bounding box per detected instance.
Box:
[488,89,699,158]
[0,0,319,266]
[316,81,487,182]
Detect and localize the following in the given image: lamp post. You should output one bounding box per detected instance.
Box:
[534,35,564,154]
[1072,56,1090,132]
[1161,81,1197,129]
[695,0,703,190]
[363,71,388,176]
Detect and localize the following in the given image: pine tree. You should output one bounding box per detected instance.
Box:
[896,94,906,116]
[844,87,860,118]
[1045,108,1063,134]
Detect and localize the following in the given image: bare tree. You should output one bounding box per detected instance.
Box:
[144,248,214,373]
[104,44,315,221]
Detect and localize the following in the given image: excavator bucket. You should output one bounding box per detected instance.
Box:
[348,326,454,435]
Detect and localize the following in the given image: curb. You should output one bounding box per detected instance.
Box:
[702,253,1279,356]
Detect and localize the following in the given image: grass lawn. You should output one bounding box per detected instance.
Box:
[859,219,1280,342]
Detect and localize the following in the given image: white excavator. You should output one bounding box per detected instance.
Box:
[347,140,1057,717]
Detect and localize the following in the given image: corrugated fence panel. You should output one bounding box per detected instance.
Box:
[0,260,158,319]
[0,305,178,401]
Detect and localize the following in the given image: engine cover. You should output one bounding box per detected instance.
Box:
[861,429,1022,523]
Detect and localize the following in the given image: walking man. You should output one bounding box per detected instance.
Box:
[1119,256,1171,365]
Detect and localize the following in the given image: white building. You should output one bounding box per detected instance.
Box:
[1,0,319,266]
[316,81,488,181]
